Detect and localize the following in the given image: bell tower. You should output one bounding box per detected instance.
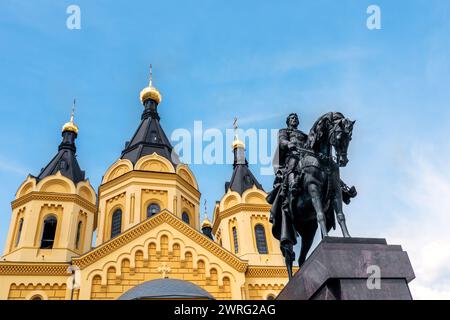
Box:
[212,119,284,265]
[95,66,201,246]
[1,101,97,263]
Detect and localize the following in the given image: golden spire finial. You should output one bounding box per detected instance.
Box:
[70,98,76,123]
[232,116,245,149]
[201,199,212,229]
[62,98,79,134]
[140,64,162,105]
[149,64,153,87]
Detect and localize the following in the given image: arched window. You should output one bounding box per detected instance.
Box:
[266,294,275,300]
[15,218,24,247]
[182,212,190,224]
[75,221,83,249]
[147,203,161,218]
[255,224,268,254]
[110,209,122,239]
[30,295,43,300]
[40,216,57,249]
[232,226,239,254]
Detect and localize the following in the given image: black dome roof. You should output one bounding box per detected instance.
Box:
[117,278,214,300]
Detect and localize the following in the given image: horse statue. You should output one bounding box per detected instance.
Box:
[267,112,356,279]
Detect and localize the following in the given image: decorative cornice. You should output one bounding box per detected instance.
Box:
[181,195,195,209]
[99,170,200,198]
[245,266,299,278]
[142,189,167,195]
[72,210,248,272]
[212,203,272,233]
[11,192,96,212]
[0,262,70,276]
[105,191,126,204]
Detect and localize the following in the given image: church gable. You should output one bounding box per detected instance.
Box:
[73,210,247,300]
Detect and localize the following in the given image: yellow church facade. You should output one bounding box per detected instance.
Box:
[0,72,292,300]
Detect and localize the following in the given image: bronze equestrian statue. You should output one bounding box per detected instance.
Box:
[267,112,357,279]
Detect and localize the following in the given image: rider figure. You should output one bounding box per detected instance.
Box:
[274,113,308,270]
[278,113,356,204]
[268,112,358,278]
[279,113,308,197]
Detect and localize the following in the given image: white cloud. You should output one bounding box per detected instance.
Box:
[210,111,286,130]
[384,146,450,299]
[192,46,373,85]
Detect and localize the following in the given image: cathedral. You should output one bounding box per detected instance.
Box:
[0,71,292,300]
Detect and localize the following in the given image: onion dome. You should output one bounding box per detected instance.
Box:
[62,99,79,134]
[201,215,212,229]
[231,117,245,150]
[232,138,245,150]
[139,64,162,105]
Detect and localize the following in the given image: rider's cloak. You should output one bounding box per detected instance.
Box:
[266,174,298,246]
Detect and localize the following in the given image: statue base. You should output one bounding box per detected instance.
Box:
[277,237,415,300]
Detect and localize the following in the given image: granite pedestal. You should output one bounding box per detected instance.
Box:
[277,237,415,300]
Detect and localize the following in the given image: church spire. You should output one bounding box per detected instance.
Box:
[149,63,153,87]
[139,64,162,106]
[225,118,263,195]
[232,117,246,167]
[62,98,78,135]
[121,66,179,166]
[201,200,213,240]
[36,99,85,184]
[232,117,245,150]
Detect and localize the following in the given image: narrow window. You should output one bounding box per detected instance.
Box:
[232,226,239,254]
[255,224,268,254]
[110,209,122,239]
[147,203,161,218]
[150,130,159,143]
[182,212,190,224]
[75,221,82,249]
[59,160,67,170]
[15,218,24,247]
[40,216,57,249]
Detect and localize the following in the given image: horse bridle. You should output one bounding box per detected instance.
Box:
[328,122,349,162]
[292,119,348,164]
[294,147,338,163]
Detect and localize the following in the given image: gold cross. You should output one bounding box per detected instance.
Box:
[157,263,171,279]
[233,116,240,142]
[70,98,76,123]
[149,64,153,86]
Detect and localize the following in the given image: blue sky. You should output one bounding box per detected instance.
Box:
[1,0,450,299]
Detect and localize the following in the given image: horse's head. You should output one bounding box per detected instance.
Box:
[330,118,355,167]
